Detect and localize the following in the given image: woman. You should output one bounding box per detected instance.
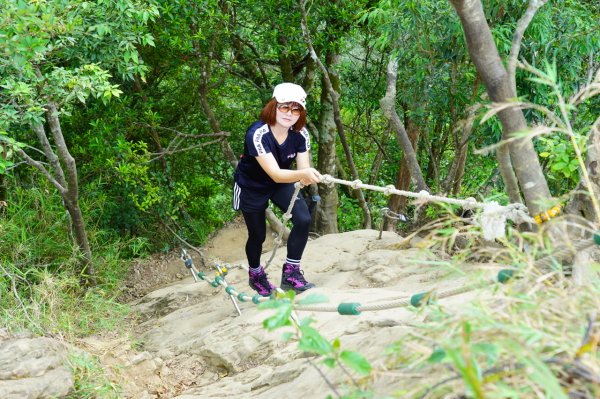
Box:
[233,83,322,297]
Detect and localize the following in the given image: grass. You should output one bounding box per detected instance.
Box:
[362,226,600,398]
[0,186,139,397]
[385,278,600,398]
[66,352,123,399]
[264,221,600,399]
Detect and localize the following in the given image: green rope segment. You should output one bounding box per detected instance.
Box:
[191,271,512,315]
[337,302,362,315]
[410,292,432,307]
[188,234,600,316]
[497,269,515,284]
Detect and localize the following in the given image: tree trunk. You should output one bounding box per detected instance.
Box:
[442,104,478,195]
[191,28,288,238]
[368,127,392,186]
[299,0,371,229]
[385,116,421,230]
[566,119,600,222]
[45,104,96,285]
[423,120,443,186]
[449,0,551,214]
[380,56,428,194]
[314,53,340,234]
[496,145,523,203]
[501,0,548,204]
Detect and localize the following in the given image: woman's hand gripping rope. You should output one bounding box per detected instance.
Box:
[299,167,322,187]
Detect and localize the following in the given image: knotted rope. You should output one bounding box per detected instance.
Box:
[320,174,534,241]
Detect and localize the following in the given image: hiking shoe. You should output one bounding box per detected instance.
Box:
[248,267,276,297]
[281,263,315,293]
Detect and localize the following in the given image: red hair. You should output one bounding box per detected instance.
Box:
[259,98,307,131]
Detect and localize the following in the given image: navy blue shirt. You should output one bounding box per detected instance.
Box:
[235,121,310,191]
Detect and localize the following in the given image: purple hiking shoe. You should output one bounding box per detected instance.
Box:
[248,267,276,297]
[281,263,315,293]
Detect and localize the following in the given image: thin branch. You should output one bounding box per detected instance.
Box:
[475,125,566,155]
[161,221,206,266]
[480,98,564,128]
[134,123,231,140]
[0,136,47,158]
[0,263,42,333]
[15,148,67,195]
[148,139,225,162]
[508,0,548,94]
[380,54,428,191]
[31,122,68,188]
[336,361,360,389]
[304,356,342,398]
[3,161,27,171]
[233,34,270,88]
[570,67,600,105]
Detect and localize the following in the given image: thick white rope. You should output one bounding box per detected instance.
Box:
[320,174,534,241]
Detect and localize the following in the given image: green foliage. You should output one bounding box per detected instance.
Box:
[67,352,122,399]
[260,291,373,396]
[0,263,130,337]
[381,258,600,398]
[0,185,73,267]
[0,0,158,132]
[538,135,581,188]
[518,59,599,197]
[0,185,133,336]
[338,193,363,232]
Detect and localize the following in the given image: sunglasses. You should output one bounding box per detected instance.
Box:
[277,103,302,116]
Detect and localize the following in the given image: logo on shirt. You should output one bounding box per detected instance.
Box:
[252,124,270,156]
[287,153,296,159]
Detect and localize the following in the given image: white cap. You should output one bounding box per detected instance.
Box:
[272,83,307,110]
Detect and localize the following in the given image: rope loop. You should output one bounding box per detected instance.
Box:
[384,185,395,195]
[463,197,478,210]
[351,179,362,189]
[321,174,335,186]
[417,190,430,200]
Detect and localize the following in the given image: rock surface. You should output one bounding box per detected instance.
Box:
[0,331,73,399]
[124,229,502,398]
[0,225,503,399]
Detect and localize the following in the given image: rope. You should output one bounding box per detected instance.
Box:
[264,182,304,270]
[183,251,509,314]
[293,281,486,313]
[319,175,534,241]
[184,167,596,315]
[321,175,481,208]
[182,236,599,316]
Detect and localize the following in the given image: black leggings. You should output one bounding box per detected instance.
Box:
[242,184,311,268]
